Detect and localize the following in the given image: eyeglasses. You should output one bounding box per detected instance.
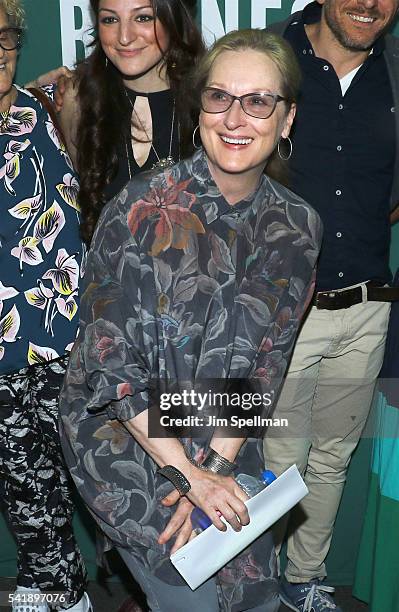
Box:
[201,87,286,120]
[0,27,22,51]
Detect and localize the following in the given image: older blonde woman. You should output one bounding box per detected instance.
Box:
[0,1,90,610]
[59,29,322,612]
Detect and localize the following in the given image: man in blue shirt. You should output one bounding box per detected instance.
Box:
[265,0,399,610]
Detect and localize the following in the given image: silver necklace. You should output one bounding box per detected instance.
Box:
[125,90,176,175]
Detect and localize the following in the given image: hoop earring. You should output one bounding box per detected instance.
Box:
[192,125,201,150]
[277,135,292,161]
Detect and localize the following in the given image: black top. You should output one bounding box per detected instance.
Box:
[285,2,395,291]
[104,88,180,201]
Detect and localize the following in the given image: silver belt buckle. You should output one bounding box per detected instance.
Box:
[315,290,336,308]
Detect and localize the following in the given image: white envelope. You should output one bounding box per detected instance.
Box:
[170,464,307,590]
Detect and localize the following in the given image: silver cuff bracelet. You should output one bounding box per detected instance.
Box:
[202,448,237,476]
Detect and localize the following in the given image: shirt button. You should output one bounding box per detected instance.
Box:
[337,145,342,151]
[336,232,342,238]
[338,272,344,278]
[336,189,342,196]
[338,104,344,110]
[323,65,329,71]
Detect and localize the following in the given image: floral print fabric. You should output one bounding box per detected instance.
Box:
[59,149,322,607]
[0,87,83,375]
[0,357,87,604]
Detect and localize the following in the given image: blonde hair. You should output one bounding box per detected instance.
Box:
[0,0,25,27]
[192,29,302,186]
[194,29,301,109]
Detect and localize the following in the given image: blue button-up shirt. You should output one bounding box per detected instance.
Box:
[285,2,395,290]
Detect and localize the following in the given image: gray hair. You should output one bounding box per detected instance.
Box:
[0,0,25,28]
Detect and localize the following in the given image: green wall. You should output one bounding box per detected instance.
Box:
[16,0,299,83]
[2,0,399,587]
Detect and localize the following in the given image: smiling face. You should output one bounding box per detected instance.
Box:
[0,6,17,110]
[199,49,295,197]
[320,0,399,51]
[98,0,170,90]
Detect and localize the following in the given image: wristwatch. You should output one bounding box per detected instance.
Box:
[157,465,191,496]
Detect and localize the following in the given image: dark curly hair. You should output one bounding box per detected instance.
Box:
[76,0,204,245]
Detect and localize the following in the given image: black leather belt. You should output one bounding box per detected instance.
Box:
[312,281,399,310]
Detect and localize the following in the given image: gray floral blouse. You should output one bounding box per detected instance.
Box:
[59,149,322,611]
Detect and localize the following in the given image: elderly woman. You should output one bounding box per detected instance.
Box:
[0,1,90,611]
[59,29,322,612]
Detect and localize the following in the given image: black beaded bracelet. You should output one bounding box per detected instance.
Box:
[157,465,191,496]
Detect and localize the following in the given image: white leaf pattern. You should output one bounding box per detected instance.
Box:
[27,342,59,365]
[56,173,80,211]
[0,282,19,300]
[33,202,66,253]
[1,88,83,370]
[8,195,42,220]
[11,237,43,267]
[0,304,20,343]
[42,249,79,295]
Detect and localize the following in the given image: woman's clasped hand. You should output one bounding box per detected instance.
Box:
[158,468,250,552]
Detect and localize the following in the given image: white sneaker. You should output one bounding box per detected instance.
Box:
[66,593,93,612]
[11,587,49,612]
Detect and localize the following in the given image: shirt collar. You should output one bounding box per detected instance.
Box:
[292,1,385,58]
[189,148,266,224]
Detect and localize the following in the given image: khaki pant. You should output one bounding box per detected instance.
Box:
[263,299,391,583]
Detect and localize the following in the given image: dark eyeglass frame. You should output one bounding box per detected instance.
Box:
[201,87,287,119]
[0,27,23,51]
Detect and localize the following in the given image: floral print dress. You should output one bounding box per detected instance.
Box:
[0,86,83,375]
[59,149,322,611]
[0,87,87,604]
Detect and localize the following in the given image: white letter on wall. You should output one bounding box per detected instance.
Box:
[59,0,95,67]
[201,0,239,47]
[251,0,282,28]
[291,0,312,14]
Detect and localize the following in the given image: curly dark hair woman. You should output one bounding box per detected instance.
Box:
[59,0,205,245]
